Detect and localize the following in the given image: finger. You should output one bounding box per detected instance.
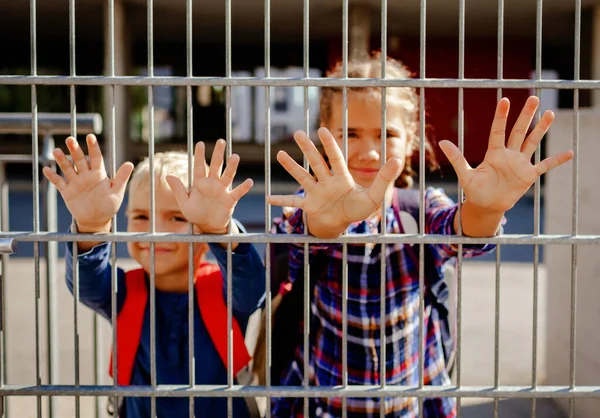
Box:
[438,140,472,183]
[276,150,316,191]
[293,130,331,181]
[521,110,554,161]
[535,150,574,176]
[86,134,105,171]
[488,98,510,150]
[208,139,226,179]
[165,174,190,205]
[230,178,254,202]
[42,166,68,192]
[221,153,240,188]
[193,141,208,179]
[266,194,305,209]
[317,127,349,176]
[53,148,77,180]
[113,162,135,194]
[366,157,403,206]
[507,96,539,151]
[65,136,90,173]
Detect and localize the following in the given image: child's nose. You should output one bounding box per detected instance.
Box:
[357,139,381,161]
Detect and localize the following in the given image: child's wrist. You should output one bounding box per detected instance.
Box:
[193,221,237,235]
[461,200,505,218]
[75,220,112,234]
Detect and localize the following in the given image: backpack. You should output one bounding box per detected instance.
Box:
[252,188,456,386]
[106,266,263,417]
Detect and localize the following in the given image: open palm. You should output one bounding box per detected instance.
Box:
[267,128,402,238]
[42,134,133,231]
[439,96,574,214]
[166,139,253,234]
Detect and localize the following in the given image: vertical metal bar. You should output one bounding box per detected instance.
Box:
[93,315,100,418]
[225,0,234,416]
[45,138,59,418]
[418,0,426,416]
[107,0,119,415]
[379,0,388,416]
[531,1,543,415]
[185,2,194,416]
[186,0,194,416]
[569,1,581,417]
[494,0,504,416]
[0,164,8,417]
[30,0,42,413]
[302,0,310,415]
[147,0,157,415]
[341,1,349,416]
[68,0,80,415]
[263,0,272,414]
[456,0,465,415]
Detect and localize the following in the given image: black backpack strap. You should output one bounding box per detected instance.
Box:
[270,246,325,383]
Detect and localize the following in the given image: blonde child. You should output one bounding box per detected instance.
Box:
[43,136,265,417]
[266,53,573,417]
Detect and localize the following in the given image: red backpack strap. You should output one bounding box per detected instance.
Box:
[194,262,251,380]
[108,268,148,386]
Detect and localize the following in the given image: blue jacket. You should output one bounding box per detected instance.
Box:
[64,227,265,418]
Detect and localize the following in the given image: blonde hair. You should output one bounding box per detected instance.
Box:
[127,151,208,260]
[128,151,193,201]
[320,51,438,188]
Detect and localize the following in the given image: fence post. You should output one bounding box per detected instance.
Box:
[0,162,9,417]
[42,133,59,418]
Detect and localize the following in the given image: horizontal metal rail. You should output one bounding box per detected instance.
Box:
[0,76,599,90]
[0,385,598,399]
[1,231,599,245]
[0,113,102,135]
[0,239,16,255]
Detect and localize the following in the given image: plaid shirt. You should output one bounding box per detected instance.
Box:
[271,187,498,418]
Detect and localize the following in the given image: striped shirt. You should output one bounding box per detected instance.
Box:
[271,187,498,417]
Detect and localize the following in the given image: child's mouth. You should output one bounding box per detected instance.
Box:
[141,247,172,254]
[350,167,379,178]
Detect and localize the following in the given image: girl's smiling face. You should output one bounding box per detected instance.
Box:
[324,91,411,189]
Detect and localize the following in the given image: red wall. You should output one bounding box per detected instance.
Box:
[327,36,535,176]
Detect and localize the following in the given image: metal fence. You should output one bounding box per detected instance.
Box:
[0,0,598,417]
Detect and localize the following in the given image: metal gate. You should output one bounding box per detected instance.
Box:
[0,0,598,417]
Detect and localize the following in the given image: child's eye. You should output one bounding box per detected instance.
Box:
[132,214,148,221]
[172,216,188,223]
[383,130,399,139]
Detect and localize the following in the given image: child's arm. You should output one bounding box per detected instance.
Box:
[165,139,254,251]
[64,240,126,320]
[208,219,266,317]
[266,128,402,238]
[438,96,574,237]
[42,134,134,250]
[425,187,498,260]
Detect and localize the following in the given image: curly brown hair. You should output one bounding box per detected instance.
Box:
[319,51,438,188]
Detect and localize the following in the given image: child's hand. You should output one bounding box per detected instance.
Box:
[166,139,253,236]
[42,134,134,234]
[439,96,574,215]
[267,127,403,239]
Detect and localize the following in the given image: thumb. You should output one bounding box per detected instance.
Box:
[366,157,403,207]
[113,162,134,194]
[165,174,189,205]
[438,140,471,183]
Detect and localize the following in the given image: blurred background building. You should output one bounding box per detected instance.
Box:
[0,0,597,176]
